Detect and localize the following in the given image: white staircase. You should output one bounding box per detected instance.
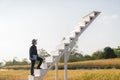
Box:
[28,11,101,80]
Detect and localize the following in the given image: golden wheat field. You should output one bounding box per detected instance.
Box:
[0,69,120,80]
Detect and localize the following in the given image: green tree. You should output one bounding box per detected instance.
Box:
[114,46,120,58]
[4,57,29,66]
[5,60,13,66]
[13,57,18,65]
[104,47,116,59]
[84,55,91,58]
[38,48,50,61]
[60,46,84,62]
[68,55,81,62]
[21,58,29,65]
[92,50,104,59]
[83,55,93,60]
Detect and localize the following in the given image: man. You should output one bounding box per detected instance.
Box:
[29,39,43,76]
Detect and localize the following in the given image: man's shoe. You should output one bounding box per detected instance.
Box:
[37,67,42,69]
[31,74,35,76]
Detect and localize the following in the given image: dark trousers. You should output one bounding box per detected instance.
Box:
[30,57,43,75]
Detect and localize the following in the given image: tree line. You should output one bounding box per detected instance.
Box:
[0,46,120,67]
[60,46,120,62]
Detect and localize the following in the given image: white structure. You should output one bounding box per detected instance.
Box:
[28,11,101,80]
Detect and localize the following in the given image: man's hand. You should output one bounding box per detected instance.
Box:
[30,58,35,60]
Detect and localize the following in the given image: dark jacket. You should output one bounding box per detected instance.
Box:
[29,45,38,59]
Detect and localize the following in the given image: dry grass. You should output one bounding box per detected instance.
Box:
[0,69,120,80]
[60,58,120,66]
[1,58,120,80]
[3,58,120,69]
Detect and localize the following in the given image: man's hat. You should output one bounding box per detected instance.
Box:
[32,39,37,44]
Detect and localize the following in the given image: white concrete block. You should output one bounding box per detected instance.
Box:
[34,69,47,77]
[28,75,34,80]
[34,69,41,77]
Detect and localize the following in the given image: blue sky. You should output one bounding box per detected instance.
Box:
[0,0,120,62]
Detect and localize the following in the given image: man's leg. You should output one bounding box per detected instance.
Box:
[37,57,43,69]
[31,60,35,75]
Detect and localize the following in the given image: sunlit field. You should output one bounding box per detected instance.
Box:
[3,58,120,69]
[0,69,120,80]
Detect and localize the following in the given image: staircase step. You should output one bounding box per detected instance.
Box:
[80,26,85,32]
[28,75,34,80]
[34,69,41,77]
[79,21,86,26]
[56,43,69,50]
[72,28,81,33]
[70,27,81,36]
[62,38,71,44]
[41,62,48,69]
[80,21,89,26]
[85,21,89,25]
[90,12,97,17]
[51,53,59,57]
[83,16,91,22]
[74,26,86,33]
[66,33,76,40]
[89,16,93,21]
[83,14,96,22]
[50,50,60,57]
[45,56,54,63]
[70,30,80,37]
[83,11,97,18]
[34,69,46,77]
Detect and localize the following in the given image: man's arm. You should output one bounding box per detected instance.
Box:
[29,47,33,59]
